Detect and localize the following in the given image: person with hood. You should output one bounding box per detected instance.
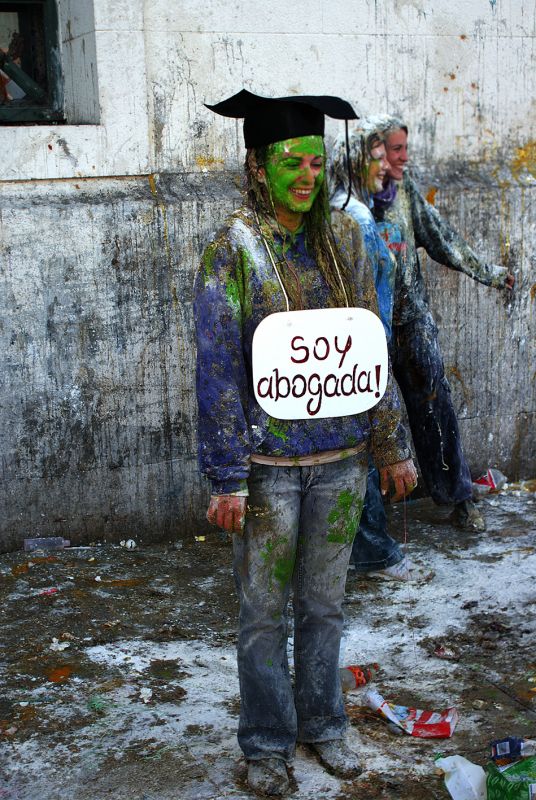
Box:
[194,90,417,796]
[329,126,429,580]
[367,115,514,533]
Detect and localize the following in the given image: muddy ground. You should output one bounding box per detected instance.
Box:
[1,486,535,800]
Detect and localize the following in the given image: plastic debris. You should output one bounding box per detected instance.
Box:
[49,638,70,652]
[340,663,380,691]
[486,755,536,799]
[39,588,59,597]
[472,468,507,496]
[491,736,536,765]
[24,537,70,552]
[434,643,459,660]
[194,535,206,542]
[139,687,152,704]
[88,696,108,714]
[364,688,459,738]
[120,539,137,550]
[435,754,486,800]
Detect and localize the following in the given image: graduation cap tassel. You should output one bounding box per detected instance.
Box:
[341,119,353,212]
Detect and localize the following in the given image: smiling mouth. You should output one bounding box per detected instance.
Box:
[290,187,313,200]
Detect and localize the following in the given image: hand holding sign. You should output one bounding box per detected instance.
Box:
[253,308,388,420]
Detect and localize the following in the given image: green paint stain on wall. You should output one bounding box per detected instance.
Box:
[326,489,364,544]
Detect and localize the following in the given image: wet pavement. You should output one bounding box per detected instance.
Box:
[1,485,535,799]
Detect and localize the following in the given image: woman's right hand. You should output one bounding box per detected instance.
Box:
[207,495,247,534]
[380,458,418,503]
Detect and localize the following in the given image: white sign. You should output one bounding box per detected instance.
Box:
[252,308,388,420]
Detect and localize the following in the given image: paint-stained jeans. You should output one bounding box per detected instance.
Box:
[232,455,368,762]
[391,312,472,505]
[351,457,403,572]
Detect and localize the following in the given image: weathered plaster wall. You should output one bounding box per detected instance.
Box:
[0,175,240,550]
[1,0,535,549]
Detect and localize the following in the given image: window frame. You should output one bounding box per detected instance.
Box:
[0,0,64,124]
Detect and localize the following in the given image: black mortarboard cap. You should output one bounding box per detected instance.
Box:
[206,89,358,148]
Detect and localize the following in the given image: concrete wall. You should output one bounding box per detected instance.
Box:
[1,0,535,550]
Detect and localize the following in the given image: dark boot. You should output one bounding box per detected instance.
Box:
[450,499,486,531]
[247,758,289,796]
[308,739,362,779]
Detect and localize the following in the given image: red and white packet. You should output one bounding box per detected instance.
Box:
[364,688,459,738]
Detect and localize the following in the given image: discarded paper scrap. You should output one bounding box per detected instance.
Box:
[364,688,459,738]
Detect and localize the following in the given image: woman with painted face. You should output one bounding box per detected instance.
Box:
[367,115,514,533]
[194,91,417,796]
[329,126,430,582]
[329,126,395,343]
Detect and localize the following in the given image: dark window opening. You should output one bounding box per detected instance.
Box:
[0,0,63,123]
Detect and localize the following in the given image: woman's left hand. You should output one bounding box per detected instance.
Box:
[380,458,418,502]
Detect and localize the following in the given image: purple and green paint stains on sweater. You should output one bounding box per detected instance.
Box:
[330,189,396,342]
[194,208,410,495]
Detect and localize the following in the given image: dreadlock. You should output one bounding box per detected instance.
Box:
[244,144,358,310]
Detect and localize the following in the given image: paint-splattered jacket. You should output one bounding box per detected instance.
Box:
[373,174,509,326]
[194,207,410,495]
[330,189,396,341]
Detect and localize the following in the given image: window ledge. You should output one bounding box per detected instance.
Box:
[0,121,150,181]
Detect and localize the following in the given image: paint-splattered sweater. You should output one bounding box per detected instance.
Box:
[373,174,510,326]
[330,189,396,341]
[194,207,410,495]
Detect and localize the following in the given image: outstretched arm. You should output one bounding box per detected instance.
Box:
[407,175,514,290]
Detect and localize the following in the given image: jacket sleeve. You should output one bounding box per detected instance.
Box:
[407,175,508,289]
[371,227,396,343]
[330,210,412,467]
[194,235,251,495]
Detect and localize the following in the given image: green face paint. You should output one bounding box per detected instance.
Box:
[264,136,325,218]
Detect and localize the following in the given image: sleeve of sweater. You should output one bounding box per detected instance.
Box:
[330,210,412,467]
[406,174,508,288]
[194,233,251,496]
